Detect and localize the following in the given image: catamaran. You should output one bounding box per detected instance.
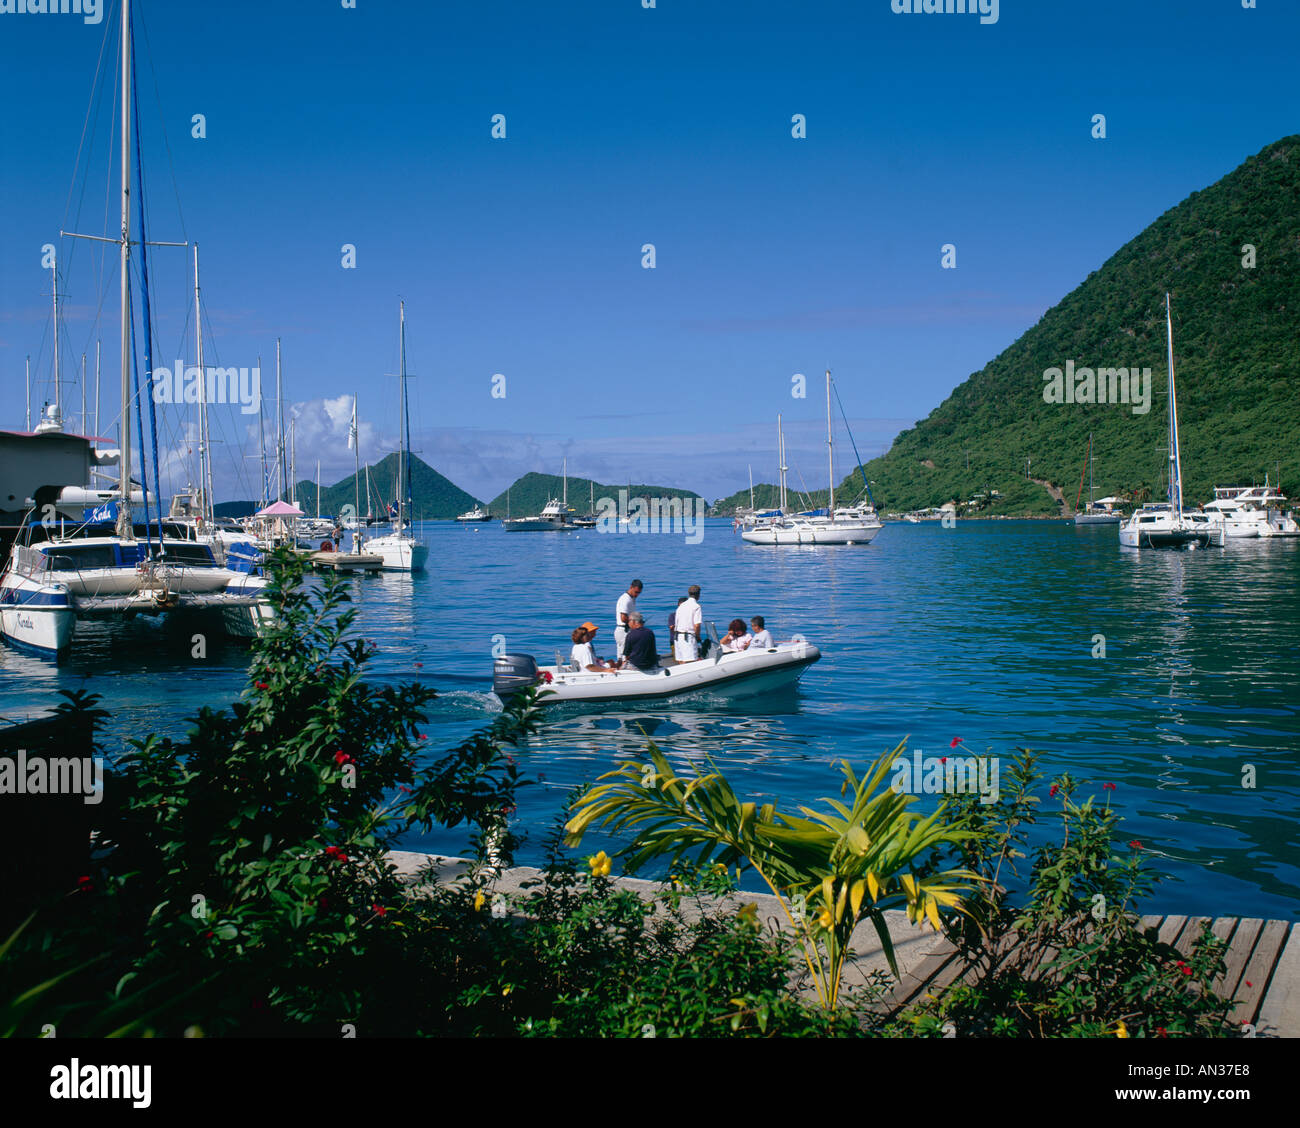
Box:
[365,301,429,571]
[1119,295,1224,549]
[741,372,883,545]
[0,0,271,656]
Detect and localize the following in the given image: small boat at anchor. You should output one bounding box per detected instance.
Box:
[492,627,820,705]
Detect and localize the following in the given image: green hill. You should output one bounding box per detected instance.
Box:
[289,453,479,520]
[837,135,1300,516]
[488,472,702,516]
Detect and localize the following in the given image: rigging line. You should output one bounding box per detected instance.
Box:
[135,2,190,242]
[830,375,876,508]
[61,0,116,235]
[64,3,118,327]
[132,37,166,549]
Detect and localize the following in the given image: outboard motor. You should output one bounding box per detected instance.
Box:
[493,653,540,698]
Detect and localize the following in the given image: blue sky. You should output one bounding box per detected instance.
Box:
[2,0,1296,505]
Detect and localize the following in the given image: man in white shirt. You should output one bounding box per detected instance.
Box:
[749,615,774,649]
[673,584,703,662]
[614,579,642,661]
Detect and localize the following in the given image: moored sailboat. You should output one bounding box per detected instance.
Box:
[365,301,429,571]
[1119,295,1223,550]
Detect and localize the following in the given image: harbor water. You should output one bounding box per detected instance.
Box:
[2,518,1296,919]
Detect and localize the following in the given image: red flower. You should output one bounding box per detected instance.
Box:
[418,733,427,741]
[1156,1026,1167,1038]
[540,671,553,684]
[325,845,340,857]
[1182,966,1193,977]
[1103,782,1116,790]
[334,749,352,766]
[337,853,350,863]
[414,662,423,668]
[372,903,387,917]
[255,681,268,690]
[950,738,962,748]
[1128,840,1143,849]
[398,785,411,794]
[204,930,215,939]
[76,875,93,892]
[940,757,947,764]
[1049,785,1059,797]
[1245,980,1252,988]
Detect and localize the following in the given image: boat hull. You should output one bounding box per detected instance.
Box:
[365,535,429,571]
[496,642,820,705]
[742,521,881,545]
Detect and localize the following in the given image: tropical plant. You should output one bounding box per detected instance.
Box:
[564,739,978,1009]
[899,751,1239,1037]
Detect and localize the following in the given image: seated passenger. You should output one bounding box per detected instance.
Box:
[749,615,774,649]
[570,623,615,672]
[619,612,659,671]
[720,618,752,651]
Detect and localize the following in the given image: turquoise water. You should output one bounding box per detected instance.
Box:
[2,519,1297,919]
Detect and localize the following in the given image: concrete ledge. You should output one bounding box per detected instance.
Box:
[387,849,947,990]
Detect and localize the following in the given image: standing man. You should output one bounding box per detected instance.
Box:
[615,579,642,661]
[673,584,702,663]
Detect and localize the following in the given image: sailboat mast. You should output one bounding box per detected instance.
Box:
[52,254,60,423]
[94,340,100,439]
[276,337,285,501]
[748,464,754,510]
[826,370,834,515]
[397,299,407,531]
[563,457,567,508]
[257,353,266,508]
[1088,431,1094,509]
[194,244,212,524]
[25,356,31,431]
[1165,293,1183,520]
[353,396,361,543]
[777,414,787,512]
[81,353,86,435]
[118,0,132,523]
[315,459,321,519]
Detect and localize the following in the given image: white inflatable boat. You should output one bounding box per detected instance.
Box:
[493,633,820,705]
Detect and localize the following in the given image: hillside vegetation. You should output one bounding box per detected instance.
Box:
[289,453,479,520]
[487,472,702,516]
[750,136,1300,516]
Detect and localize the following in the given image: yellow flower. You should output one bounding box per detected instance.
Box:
[1115,1021,1129,1039]
[502,984,514,996]
[737,902,759,925]
[589,851,612,877]
[818,909,834,930]
[473,890,486,912]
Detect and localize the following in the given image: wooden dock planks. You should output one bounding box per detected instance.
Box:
[881,912,1296,1033]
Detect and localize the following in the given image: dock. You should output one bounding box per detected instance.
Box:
[311,551,384,574]
[388,850,1299,1036]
